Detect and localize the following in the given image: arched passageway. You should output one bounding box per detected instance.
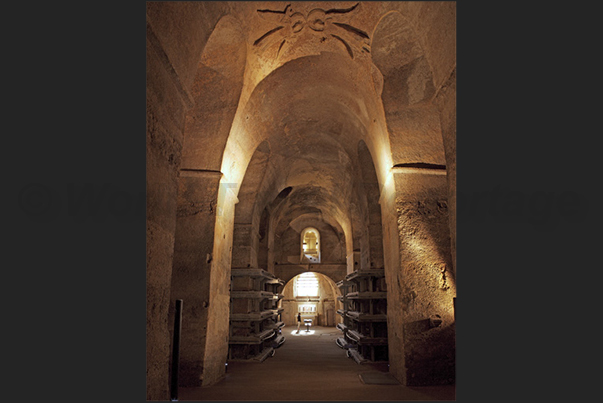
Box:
[147,2,456,400]
[281,272,343,327]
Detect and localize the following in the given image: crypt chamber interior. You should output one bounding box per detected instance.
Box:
[146,1,456,400]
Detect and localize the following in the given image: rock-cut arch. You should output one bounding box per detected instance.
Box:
[371,10,446,167]
[280,272,343,327]
[180,14,248,171]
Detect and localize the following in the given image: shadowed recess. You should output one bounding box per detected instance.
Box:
[393,162,446,170]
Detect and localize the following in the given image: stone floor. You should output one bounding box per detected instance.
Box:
[177,326,455,401]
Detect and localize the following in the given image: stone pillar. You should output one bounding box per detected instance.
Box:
[145,3,235,399]
[266,217,276,274]
[231,223,259,268]
[368,220,384,269]
[169,170,222,387]
[169,170,238,387]
[379,174,405,383]
[202,179,238,386]
[146,18,193,400]
[434,68,457,274]
[231,224,254,268]
[257,211,270,270]
[391,167,456,386]
[353,250,362,271]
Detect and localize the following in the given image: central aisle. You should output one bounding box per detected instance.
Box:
[177,326,455,401]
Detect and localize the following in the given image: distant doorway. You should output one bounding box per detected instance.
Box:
[281,272,342,328]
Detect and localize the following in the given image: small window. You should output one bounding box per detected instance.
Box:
[300,227,320,263]
[296,272,318,297]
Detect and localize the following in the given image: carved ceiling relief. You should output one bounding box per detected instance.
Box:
[253,3,371,61]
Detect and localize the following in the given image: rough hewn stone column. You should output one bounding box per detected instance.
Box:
[146,19,192,400]
[434,68,457,274]
[392,167,456,386]
[169,170,221,387]
[169,170,238,387]
[146,3,229,398]
[379,174,405,383]
[369,220,384,269]
[266,218,276,274]
[202,180,238,386]
[231,223,258,268]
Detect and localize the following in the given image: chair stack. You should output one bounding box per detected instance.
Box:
[228,268,286,361]
[336,269,388,364]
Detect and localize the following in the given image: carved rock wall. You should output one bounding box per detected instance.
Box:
[434,67,457,272]
[202,182,238,386]
[146,18,188,402]
[394,170,456,386]
[146,2,229,399]
[169,173,221,387]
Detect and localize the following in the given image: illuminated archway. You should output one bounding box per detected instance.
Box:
[300,227,320,263]
[281,272,342,327]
